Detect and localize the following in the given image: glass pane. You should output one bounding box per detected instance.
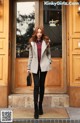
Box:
[16,2,35,58]
[43,1,62,58]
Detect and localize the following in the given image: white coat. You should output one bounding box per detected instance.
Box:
[27,40,52,73]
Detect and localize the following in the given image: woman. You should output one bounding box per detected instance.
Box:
[27,27,52,119]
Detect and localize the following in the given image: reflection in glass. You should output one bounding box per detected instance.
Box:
[43,1,62,57]
[16,2,35,58]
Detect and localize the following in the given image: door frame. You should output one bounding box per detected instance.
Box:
[10,0,67,93]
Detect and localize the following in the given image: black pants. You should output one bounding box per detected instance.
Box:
[32,67,47,104]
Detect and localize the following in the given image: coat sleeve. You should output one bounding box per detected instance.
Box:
[46,40,52,64]
[27,45,33,71]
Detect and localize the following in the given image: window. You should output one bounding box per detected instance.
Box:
[16,2,35,58]
[43,1,62,57]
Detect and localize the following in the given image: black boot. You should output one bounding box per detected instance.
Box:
[33,85,39,119]
[34,103,39,119]
[39,102,43,115]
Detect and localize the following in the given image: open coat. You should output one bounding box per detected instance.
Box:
[27,40,52,73]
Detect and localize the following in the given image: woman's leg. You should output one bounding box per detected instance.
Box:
[32,70,40,119]
[39,71,47,115]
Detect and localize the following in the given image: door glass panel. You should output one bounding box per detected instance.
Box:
[16,2,35,58]
[43,1,62,57]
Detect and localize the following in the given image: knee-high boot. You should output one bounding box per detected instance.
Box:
[34,86,39,119]
[39,89,44,115]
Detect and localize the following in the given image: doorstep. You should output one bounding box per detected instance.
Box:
[8,94,69,108]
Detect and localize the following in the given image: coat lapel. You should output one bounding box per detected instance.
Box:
[41,40,47,57]
[31,40,47,57]
[31,41,38,56]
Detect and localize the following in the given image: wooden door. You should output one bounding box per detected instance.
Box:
[0,0,9,107]
[11,0,67,93]
[42,2,67,93]
[67,0,80,106]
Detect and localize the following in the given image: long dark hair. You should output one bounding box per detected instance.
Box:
[29,26,50,45]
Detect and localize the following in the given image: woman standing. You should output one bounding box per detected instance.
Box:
[27,27,52,119]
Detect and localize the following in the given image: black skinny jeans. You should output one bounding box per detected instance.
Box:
[32,66,47,104]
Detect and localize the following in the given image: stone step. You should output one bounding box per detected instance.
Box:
[8,94,69,108]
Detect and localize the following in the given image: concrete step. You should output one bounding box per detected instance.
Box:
[8,94,69,108]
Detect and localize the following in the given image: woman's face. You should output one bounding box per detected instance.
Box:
[36,29,42,39]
